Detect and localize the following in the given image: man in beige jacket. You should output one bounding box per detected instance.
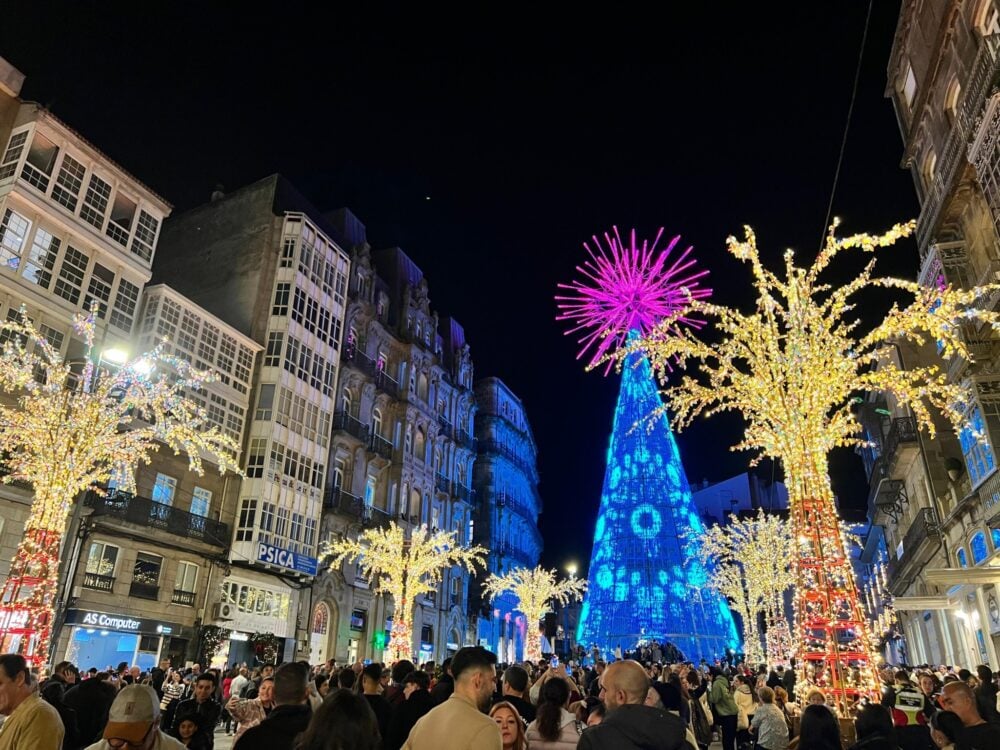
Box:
[0,654,64,750]
[403,646,502,750]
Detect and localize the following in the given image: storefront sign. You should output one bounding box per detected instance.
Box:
[256,543,318,575]
[65,609,189,637]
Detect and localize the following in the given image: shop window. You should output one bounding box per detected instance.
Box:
[958,548,969,568]
[972,531,989,564]
[420,624,434,644]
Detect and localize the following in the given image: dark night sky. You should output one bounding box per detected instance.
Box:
[2,3,918,572]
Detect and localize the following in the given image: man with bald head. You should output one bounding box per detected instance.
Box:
[939,680,1000,750]
[578,660,692,750]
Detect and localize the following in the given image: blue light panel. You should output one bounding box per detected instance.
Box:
[576,343,739,661]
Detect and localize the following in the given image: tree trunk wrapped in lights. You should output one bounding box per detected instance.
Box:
[0,310,241,665]
[320,522,485,662]
[625,219,1000,711]
[482,565,588,663]
[696,510,794,665]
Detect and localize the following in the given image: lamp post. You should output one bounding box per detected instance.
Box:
[564,563,577,658]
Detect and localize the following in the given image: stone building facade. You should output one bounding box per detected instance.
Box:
[882,0,1000,667]
[153,176,351,665]
[312,215,478,664]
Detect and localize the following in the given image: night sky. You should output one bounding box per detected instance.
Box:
[2,3,918,573]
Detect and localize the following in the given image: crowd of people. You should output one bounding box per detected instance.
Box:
[1,648,1000,750]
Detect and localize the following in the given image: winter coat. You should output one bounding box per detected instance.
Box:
[172,698,221,750]
[64,678,117,746]
[226,698,271,744]
[430,674,454,705]
[526,708,582,749]
[233,704,312,750]
[386,689,435,750]
[734,684,756,717]
[709,676,738,717]
[402,693,502,750]
[577,704,692,750]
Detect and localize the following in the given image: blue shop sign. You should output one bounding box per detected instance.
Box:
[257,542,317,575]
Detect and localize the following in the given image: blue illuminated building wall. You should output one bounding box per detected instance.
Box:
[576,346,739,661]
[471,377,544,662]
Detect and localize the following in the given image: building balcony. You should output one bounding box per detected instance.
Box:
[368,433,394,461]
[454,483,474,505]
[866,417,919,522]
[128,581,159,600]
[480,439,536,478]
[323,487,363,517]
[375,370,403,400]
[171,589,197,606]
[917,33,1000,254]
[82,572,115,592]
[361,504,392,530]
[333,410,369,443]
[341,344,377,378]
[435,473,451,494]
[85,490,230,548]
[889,507,941,595]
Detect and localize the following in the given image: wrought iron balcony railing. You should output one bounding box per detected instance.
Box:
[85,490,230,548]
[82,572,115,592]
[171,589,197,606]
[332,410,369,442]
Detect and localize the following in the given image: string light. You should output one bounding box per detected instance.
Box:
[624,218,1000,712]
[0,308,241,664]
[695,510,795,666]
[320,522,486,662]
[482,566,588,663]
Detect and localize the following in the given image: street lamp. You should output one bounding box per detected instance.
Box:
[563,563,578,658]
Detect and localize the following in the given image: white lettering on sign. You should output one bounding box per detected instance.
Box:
[257,542,296,570]
[81,612,142,631]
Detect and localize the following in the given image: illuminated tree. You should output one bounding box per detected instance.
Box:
[483,565,588,663]
[0,310,241,664]
[696,510,795,665]
[627,218,999,709]
[321,522,486,661]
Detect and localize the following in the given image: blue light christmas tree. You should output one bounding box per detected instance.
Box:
[575,342,739,661]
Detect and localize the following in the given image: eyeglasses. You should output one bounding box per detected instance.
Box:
[106,724,153,749]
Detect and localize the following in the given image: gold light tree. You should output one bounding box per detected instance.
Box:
[482,565,588,663]
[696,510,795,665]
[0,311,241,664]
[320,522,486,662]
[625,218,1000,709]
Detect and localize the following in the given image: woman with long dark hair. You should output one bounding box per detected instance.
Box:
[526,676,581,748]
[796,704,842,750]
[848,703,897,750]
[295,690,379,750]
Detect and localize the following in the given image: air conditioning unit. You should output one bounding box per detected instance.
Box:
[212,603,234,621]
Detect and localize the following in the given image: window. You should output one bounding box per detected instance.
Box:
[414,427,425,459]
[246,438,266,478]
[191,487,212,517]
[993,528,1000,551]
[365,476,376,507]
[372,408,383,437]
[151,473,177,506]
[945,78,962,126]
[22,228,60,288]
[958,548,969,568]
[106,192,137,246]
[22,132,58,191]
[81,174,111,230]
[960,405,997,487]
[85,542,118,576]
[304,518,317,548]
[0,131,26,180]
[52,154,86,211]
[260,502,276,534]
[922,151,937,192]
[273,283,290,316]
[264,331,283,367]
[290,512,303,543]
[256,384,275,421]
[275,507,289,538]
[84,264,115,318]
[176,561,199,594]
[972,531,989,564]
[39,324,64,353]
[54,246,89,304]
[133,552,162,587]
[0,209,30,271]
[976,0,1000,35]
[903,62,918,109]
[110,279,139,332]
[236,499,257,542]
[131,210,159,261]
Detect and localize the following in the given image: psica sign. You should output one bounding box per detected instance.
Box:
[256,542,318,576]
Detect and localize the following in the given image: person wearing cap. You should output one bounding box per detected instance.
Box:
[85,683,184,750]
[0,653,64,750]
